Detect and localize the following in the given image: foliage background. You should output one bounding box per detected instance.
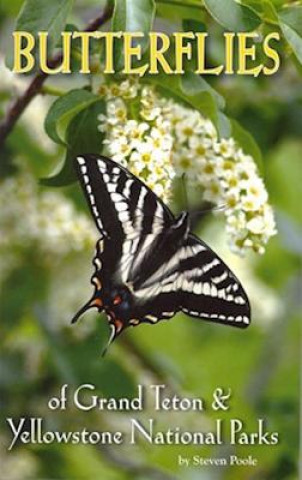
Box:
[0,0,301,479]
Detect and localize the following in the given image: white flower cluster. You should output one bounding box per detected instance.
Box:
[96,78,276,255]
[97,78,175,201]
[0,169,97,260]
[167,103,277,255]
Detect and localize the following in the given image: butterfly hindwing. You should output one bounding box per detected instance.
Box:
[179,235,250,327]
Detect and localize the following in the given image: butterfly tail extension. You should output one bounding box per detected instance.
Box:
[101,324,118,357]
[71,296,104,324]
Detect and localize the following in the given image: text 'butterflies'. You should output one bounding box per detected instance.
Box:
[72,154,251,353]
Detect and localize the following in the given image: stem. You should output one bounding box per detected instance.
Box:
[41,85,66,97]
[0,2,114,150]
[261,16,280,27]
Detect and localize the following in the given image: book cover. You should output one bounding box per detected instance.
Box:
[0,1,300,479]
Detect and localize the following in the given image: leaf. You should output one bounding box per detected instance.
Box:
[279,6,302,64]
[261,0,279,23]
[15,0,74,54]
[44,89,99,145]
[231,119,263,172]
[181,71,225,110]
[182,19,206,33]
[204,0,261,32]
[112,0,155,70]
[156,2,205,22]
[42,100,105,186]
[217,112,232,139]
[240,0,278,23]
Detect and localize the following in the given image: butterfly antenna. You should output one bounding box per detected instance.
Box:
[192,203,226,215]
[181,173,189,211]
[101,324,116,357]
[206,203,226,213]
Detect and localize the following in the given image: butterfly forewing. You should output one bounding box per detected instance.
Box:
[75,154,174,284]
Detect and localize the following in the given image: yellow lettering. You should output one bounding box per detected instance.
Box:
[237,32,262,77]
[13,31,35,73]
[195,33,223,75]
[72,32,97,73]
[39,32,72,74]
[173,32,195,74]
[224,33,235,74]
[122,32,148,76]
[149,33,172,74]
[100,32,122,74]
[263,32,280,75]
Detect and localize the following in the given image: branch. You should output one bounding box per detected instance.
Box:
[0,2,114,150]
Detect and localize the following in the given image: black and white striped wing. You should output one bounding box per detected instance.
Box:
[132,234,250,328]
[75,154,174,283]
[178,234,250,327]
[75,154,173,237]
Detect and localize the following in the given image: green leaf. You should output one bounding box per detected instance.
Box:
[181,71,225,110]
[42,100,105,186]
[15,0,74,54]
[182,19,206,33]
[156,1,205,22]
[279,6,302,64]
[217,112,232,139]
[231,119,263,172]
[204,0,262,32]
[112,0,155,70]
[241,0,278,23]
[44,89,99,145]
[261,0,279,23]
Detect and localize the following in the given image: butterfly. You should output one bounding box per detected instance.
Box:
[72,154,250,352]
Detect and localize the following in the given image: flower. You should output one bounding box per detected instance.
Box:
[98,83,175,203]
[96,76,276,255]
[0,167,97,261]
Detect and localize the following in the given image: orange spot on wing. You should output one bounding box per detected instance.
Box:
[92,298,103,308]
[113,295,122,305]
[114,319,123,333]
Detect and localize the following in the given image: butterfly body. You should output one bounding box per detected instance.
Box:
[72,154,251,349]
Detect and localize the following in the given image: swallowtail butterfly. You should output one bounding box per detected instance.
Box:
[72,154,250,352]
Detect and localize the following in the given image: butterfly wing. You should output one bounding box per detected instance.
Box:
[75,154,174,238]
[131,231,250,328]
[75,154,174,279]
[178,234,251,327]
[73,154,180,332]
